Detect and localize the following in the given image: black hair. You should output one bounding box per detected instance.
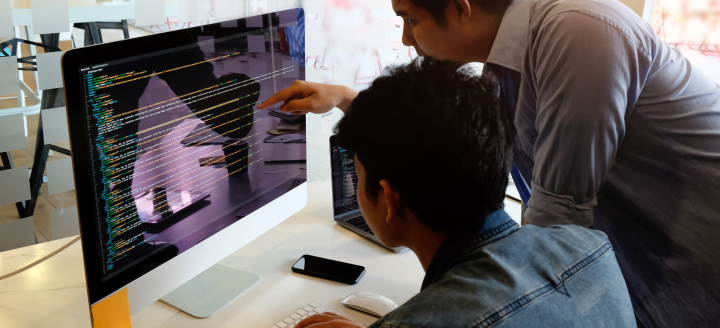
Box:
[335,58,513,233]
[409,0,512,26]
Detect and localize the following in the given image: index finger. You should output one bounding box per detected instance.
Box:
[258,84,306,109]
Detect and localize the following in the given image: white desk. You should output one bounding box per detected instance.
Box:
[0,179,427,328]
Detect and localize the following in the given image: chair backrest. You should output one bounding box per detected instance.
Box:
[0,217,36,252]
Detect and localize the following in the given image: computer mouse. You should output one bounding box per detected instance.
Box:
[341,292,398,317]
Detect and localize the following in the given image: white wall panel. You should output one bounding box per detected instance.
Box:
[0,114,26,153]
[301,0,324,14]
[51,205,80,240]
[31,0,70,34]
[135,0,166,26]
[30,0,70,34]
[306,67,323,83]
[332,66,354,88]
[0,217,36,252]
[46,158,75,195]
[178,0,210,23]
[331,107,343,127]
[42,107,70,145]
[0,0,13,37]
[215,0,246,23]
[278,0,297,11]
[0,56,19,96]
[36,51,64,91]
[305,113,321,134]
[0,166,31,206]
[266,0,278,13]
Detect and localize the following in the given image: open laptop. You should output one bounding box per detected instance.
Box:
[330,135,408,253]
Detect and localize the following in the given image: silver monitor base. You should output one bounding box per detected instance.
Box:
[159,264,260,318]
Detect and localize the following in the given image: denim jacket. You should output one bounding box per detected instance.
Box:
[369,210,636,328]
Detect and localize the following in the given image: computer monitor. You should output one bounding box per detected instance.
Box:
[61,9,307,318]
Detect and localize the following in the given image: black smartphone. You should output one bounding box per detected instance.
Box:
[292,255,366,285]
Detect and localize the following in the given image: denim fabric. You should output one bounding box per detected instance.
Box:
[369,210,636,328]
[284,9,305,66]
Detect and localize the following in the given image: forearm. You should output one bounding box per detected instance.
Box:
[336,86,359,112]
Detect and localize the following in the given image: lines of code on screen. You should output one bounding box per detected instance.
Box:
[77,25,305,281]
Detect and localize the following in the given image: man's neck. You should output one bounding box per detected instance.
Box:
[403,227,448,272]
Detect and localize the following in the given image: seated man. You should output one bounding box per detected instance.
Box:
[296,58,636,328]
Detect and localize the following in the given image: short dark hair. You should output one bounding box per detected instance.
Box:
[409,0,512,26]
[335,58,513,233]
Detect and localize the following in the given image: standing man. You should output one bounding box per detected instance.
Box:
[259,0,720,327]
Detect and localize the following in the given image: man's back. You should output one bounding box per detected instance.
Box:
[370,210,635,328]
[511,0,720,325]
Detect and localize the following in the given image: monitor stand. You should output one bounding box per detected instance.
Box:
[159,264,260,318]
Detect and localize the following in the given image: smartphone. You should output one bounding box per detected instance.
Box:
[292,255,366,285]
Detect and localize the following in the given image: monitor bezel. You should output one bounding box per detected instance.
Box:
[61,9,304,306]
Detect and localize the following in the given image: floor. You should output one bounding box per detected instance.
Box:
[0,26,153,243]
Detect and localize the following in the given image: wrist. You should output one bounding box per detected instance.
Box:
[336,86,359,112]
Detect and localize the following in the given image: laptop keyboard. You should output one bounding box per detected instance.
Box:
[345,216,374,235]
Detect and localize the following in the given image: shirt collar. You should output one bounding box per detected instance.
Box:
[421,209,519,290]
[485,0,534,72]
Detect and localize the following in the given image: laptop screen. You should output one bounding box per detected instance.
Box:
[330,139,361,219]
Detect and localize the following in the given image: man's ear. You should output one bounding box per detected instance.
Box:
[450,0,472,23]
[379,180,401,224]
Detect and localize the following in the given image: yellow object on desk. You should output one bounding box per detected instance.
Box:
[91,288,132,328]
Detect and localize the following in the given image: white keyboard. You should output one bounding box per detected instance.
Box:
[271,301,338,328]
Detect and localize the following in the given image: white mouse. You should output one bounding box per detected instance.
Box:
[341,292,399,317]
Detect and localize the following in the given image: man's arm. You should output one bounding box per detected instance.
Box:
[521,11,651,227]
[258,80,358,115]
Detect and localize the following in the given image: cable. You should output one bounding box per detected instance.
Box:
[0,236,81,281]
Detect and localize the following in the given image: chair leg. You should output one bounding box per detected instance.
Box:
[87,22,102,45]
[83,23,93,47]
[121,20,130,39]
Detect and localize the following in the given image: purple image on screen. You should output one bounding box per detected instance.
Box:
[282,60,299,79]
[279,10,297,27]
[197,36,215,56]
[250,61,267,79]
[246,15,263,27]
[248,35,266,53]
[220,20,238,28]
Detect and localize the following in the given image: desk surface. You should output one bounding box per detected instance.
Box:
[0,179,428,328]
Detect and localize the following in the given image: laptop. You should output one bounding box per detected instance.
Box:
[330,135,408,253]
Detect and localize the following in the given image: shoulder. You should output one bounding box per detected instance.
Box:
[528,0,657,61]
[373,225,626,328]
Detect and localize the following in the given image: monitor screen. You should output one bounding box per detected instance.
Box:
[330,142,360,218]
[71,9,306,285]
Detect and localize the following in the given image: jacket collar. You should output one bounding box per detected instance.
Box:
[485,0,533,72]
[421,209,519,290]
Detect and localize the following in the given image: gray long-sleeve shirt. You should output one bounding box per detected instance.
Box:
[484,0,720,326]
